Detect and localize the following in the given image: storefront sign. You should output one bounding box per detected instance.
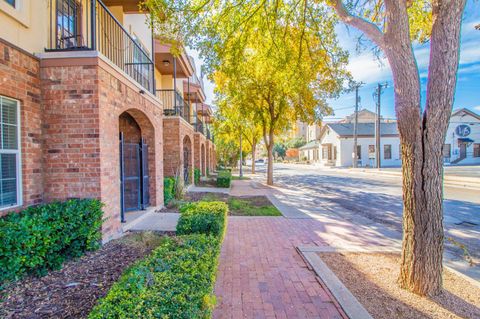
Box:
[455,124,471,137]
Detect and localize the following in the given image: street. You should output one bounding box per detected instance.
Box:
[253,163,480,280]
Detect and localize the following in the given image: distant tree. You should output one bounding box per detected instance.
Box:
[273,143,287,160]
[287,137,307,149]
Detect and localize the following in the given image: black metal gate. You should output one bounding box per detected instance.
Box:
[120,133,150,222]
[184,147,190,184]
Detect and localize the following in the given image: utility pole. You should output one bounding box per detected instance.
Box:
[352,83,362,168]
[374,82,388,169]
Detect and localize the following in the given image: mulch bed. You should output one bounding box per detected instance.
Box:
[0,233,164,319]
[318,252,480,319]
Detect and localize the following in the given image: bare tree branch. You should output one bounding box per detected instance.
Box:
[331,0,386,49]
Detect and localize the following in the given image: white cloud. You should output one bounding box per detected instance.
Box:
[346,53,392,84]
[474,105,480,112]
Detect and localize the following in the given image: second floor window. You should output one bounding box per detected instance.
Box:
[56,0,82,49]
[4,0,15,7]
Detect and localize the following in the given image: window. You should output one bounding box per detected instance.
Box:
[56,0,82,49]
[356,145,361,159]
[0,96,21,209]
[333,146,337,160]
[443,144,451,159]
[4,0,15,7]
[474,144,480,158]
[384,144,392,159]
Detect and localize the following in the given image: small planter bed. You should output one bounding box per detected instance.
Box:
[88,201,228,318]
[185,192,282,216]
[0,232,164,319]
[318,252,480,319]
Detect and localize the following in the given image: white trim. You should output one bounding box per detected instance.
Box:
[0,0,30,27]
[0,96,23,210]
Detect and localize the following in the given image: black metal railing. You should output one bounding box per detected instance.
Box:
[48,0,155,94]
[195,118,205,134]
[156,89,190,123]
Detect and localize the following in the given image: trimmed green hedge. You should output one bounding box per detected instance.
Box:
[88,234,220,319]
[163,177,175,205]
[177,201,228,239]
[194,168,201,185]
[216,170,232,188]
[89,201,228,318]
[0,199,103,284]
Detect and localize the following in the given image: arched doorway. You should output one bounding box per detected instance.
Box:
[183,135,193,184]
[119,111,153,222]
[201,144,206,176]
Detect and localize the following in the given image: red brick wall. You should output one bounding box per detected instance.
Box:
[41,63,101,204]
[0,39,165,241]
[0,39,43,216]
[41,55,163,241]
[97,59,164,240]
[193,132,207,176]
[163,117,195,184]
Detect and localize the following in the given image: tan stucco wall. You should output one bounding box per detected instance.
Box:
[0,0,49,54]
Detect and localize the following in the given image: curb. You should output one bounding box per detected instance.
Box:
[298,247,373,319]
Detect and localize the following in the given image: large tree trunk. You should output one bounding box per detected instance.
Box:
[333,0,465,296]
[251,142,256,174]
[266,141,274,185]
[265,130,274,185]
[395,0,465,296]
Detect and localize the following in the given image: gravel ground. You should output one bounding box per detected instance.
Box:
[0,232,164,319]
[319,252,480,319]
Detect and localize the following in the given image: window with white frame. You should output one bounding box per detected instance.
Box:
[0,96,21,209]
[4,0,15,8]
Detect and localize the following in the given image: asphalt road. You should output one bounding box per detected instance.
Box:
[253,163,480,280]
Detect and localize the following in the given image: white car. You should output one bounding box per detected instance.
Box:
[255,159,268,166]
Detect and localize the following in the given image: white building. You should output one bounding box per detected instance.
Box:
[444,109,480,164]
[315,108,480,167]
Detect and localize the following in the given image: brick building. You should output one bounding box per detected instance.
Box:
[0,0,215,241]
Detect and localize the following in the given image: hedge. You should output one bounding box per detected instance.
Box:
[163,177,175,205]
[216,170,232,188]
[194,168,201,185]
[177,201,228,239]
[89,201,228,318]
[0,199,103,284]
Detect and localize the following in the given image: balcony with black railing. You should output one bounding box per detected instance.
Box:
[47,0,155,94]
[156,89,191,123]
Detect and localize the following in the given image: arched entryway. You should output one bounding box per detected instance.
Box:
[201,144,206,176]
[119,110,155,222]
[183,135,193,184]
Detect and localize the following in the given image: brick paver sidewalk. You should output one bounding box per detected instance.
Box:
[213,217,347,319]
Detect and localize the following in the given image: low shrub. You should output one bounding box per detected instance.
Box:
[177,201,228,239]
[89,201,228,318]
[88,234,220,319]
[216,170,232,188]
[0,199,103,284]
[163,177,175,205]
[194,168,201,185]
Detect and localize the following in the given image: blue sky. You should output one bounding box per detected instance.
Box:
[191,1,480,121]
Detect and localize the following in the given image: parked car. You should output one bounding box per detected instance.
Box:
[255,159,268,166]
